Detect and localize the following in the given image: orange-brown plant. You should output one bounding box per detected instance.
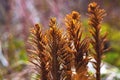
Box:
[88,2,109,80]
[65,11,90,80]
[28,24,51,80]
[46,18,73,80]
[28,2,108,80]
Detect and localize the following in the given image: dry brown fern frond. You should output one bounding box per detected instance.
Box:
[88,2,108,80]
[46,18,73,80]
[28,24,51,80]
[27,2,108,80]
[65,11,90,80]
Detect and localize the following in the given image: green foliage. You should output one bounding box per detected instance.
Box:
[7,35,28,64]
[101,23,120,68]
[0,34,28,79]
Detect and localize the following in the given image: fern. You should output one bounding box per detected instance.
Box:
[88,2,108,80]
[27,2,109,80]
[65,11,90,80]
[28,24,51,80]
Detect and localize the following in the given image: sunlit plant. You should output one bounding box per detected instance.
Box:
[28,2,109,80]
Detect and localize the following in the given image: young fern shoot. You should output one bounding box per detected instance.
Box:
[46,18,73,80]
[88,2,108,80]
[28,24,51,80]
[65,11,90,80]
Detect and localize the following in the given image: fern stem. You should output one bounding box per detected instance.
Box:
[88,2,106,80]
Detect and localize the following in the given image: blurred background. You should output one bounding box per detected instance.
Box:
[0,0,120,80]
